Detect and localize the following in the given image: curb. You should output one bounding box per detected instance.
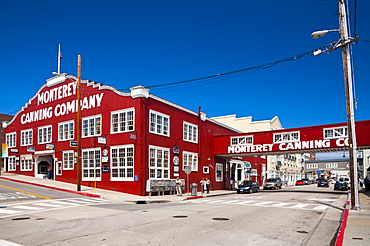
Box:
[334,200,351,246]
[0,176,101,198]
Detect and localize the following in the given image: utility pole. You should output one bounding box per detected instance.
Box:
[339,0,360,210]
[76,55,82,191]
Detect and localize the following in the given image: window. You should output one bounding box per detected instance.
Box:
[82,115,101,138]
[149,110,169,137]
[203,166,209,174]
[251,169,258,176]
[326,163,338,168]
[63,151,74,170]
[149,146,169,179]
[6,132,16,148]
[20,155,32,171]
[38,125,52,144]
[183,122,198,143]
[111,108,134,133]
[183,151,198,172]
[324,127,348,139]
[8,156,16,171]
[21,129,33,146]
[231,136,253,146]
[216,163,223,182]
[58,121,74,141]
[82,148,101,181]
[307,164,318,169]
[274,131,300,143]
[111,145,134,181]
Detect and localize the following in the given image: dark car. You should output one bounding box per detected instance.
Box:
[317,179,329,187]
[237,180,260,194]
[295,180,304,186]
[302,178,310,185]
[334,181,349,191]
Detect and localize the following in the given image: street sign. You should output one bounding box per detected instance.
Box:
[70,141,78,147]
[184,165,192,174]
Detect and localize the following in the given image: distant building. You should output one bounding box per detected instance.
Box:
[0,113,14,170]
[305,159,351,180]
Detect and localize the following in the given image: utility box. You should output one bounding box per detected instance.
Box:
[190,183,198,196]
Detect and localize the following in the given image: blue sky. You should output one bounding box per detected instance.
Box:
[1,0,369,129]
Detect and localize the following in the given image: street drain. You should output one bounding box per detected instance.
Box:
[212,218,229,221]
[173,215,188,218]
[36,218,45,220]
[352,238,363,240]
[297,231,308,234]
[12,217,31,221]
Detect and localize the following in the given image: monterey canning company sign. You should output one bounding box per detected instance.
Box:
[213,120,370,156]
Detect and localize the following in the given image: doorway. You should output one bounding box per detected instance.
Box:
[34,155,54,179]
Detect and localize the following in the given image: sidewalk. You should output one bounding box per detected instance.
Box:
[0,172,234,204]
[1,173,369,246]
[341,188,370,246]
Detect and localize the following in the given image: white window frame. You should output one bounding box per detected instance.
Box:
[20,129,33,146]
[307,164,318,169]
[20,155,32,171]
[6,132,16,148]
[111,108,135,134]
[274,131,300,143]
[183,121,198,143]
[216,163,223,182]
[231,135,253,146]
[183,151,198,172]
[323,127,348,139]
[149,145,170,179]
[203,166,210,174]
[326,163,338,168]
[8,156,16,171]
[82,115,102,138]
[58,120,74,141]
[111,145,135,181]
[82,148,101,181]
[63,150,74,170]
[149,110,170,137]
[38,125,52,144]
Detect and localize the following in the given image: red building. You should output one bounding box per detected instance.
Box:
[2,74,266,195]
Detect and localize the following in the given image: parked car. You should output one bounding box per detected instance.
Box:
[302,178,310,185]
[263,178,282,190]
[295,180,304,186]
[317,179,329,187]
[237,180,260,194]
[338,177,351,187]
[334,181,349,191]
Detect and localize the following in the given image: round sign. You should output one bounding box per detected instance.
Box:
[173,156,179,165]
[103,149,108,156]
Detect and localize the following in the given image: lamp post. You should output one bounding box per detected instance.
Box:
[311,0,359,210]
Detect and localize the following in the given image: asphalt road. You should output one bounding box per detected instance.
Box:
[0,181,347,246]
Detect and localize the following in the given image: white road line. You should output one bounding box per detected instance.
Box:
[271,203,290,207]
[207,200,226,203]
[12,205,44,210]
[33,203,65,208]
[235,200,255,204]
[0,209,22,214]
[254,201,274,206]
[190,199,211,203]
[312,205,328,210]
[221,200,241,204]
[290,204,309,208]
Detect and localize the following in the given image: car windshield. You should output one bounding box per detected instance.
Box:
[266,179,277,182]
[240,181,252,186]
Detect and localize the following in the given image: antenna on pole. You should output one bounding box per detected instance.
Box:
[57,44,62,74]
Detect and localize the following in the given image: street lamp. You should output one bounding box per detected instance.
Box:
[311,29,340,39]
[311,0,360,210]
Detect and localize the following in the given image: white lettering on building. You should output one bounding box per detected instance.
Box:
[227,139,348,154]
[21,93,104,124]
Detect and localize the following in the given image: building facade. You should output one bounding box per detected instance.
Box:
[0,113,14,169]
[3,74,266,195]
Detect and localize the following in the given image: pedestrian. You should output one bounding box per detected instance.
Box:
[364,176,370,191]
[205,177,211,193]
[47,165,53,180]
[359,177,364,188]
[200,178,206,193]
[175,177,182,196]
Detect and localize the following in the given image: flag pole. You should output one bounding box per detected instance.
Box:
[57,44,61,74]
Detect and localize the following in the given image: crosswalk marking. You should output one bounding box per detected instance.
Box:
[0,198,112,218]
[181,199,330,211]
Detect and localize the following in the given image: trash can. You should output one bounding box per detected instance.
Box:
[190,183,198,196]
